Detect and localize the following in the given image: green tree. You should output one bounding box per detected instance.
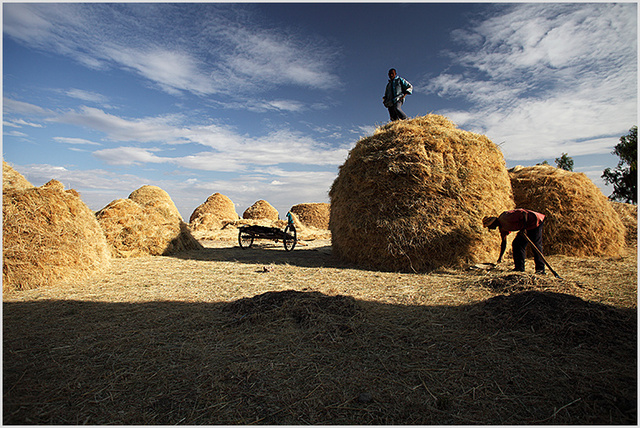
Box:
[602,126,637,204]
[555,153,574,171]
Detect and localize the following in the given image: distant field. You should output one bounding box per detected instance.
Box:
[3,239,637,424]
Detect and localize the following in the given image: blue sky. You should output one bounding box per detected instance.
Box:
[3,2,637,220]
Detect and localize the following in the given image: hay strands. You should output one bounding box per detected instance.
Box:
[469,262,496,271]
[521,233,562,279]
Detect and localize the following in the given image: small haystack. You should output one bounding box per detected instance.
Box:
[3,161,33,192]
[243,200,279,221]
[97,198,202,258]
[610,201,637,247]
[290,203,330,229]
[509,165,625,257]
[129,185,183,222]
[329,114,514,272]
[3,182,110,291]
[189,193,239,231]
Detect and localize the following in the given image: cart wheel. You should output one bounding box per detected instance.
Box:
[283,225,297,252]
[238,229,254,249]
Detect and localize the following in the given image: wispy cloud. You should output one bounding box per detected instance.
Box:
[64,89,111,105]
[3,118,43,128]
[422,3,637,161]
[3,97,51,116]
[54,137,102,146]
[48,104,349,170]
[3,3,339,101]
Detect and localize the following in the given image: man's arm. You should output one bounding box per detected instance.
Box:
[497,231,508,263]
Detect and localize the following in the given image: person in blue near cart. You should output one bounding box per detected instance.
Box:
[383,68,413,121]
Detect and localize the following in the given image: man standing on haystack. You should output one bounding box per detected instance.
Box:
[483,209,546,274]
[383,68,412,121]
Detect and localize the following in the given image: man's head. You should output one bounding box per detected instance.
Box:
[482,216,499,229]
[388,68,397,79]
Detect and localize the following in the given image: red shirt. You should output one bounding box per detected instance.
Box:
[498,209,545,236]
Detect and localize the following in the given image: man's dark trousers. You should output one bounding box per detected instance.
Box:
[388,100,408,121]
[512,223,545,273]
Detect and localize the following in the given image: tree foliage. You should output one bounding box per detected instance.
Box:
[602,126,637,204]
[555,153,574,171]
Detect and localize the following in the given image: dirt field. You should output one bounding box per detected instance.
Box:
[3,238,637,424]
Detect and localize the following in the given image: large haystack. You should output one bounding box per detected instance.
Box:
[189,193,239,231]
[128,185,183,222]
[509,165,625,257]
[610,201,637,247]
[243,200,279,221]
[329,114,514,272]
[97,198,202,258]
[3,161,33,192]
[290,203,330,229]
[3,182,110,291]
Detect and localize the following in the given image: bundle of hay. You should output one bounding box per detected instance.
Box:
[243,200,279,221]
[97,198,202,258]
[3,161,33,192]
[3,181,110,291]
[128,185,183,222]
[509,165,624,257]
[610,201,637,247]
[189,193,239,231]
[329,114,514,272]
[290,203,330,229]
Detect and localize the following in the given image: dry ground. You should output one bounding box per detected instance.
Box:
[3,238,637,424]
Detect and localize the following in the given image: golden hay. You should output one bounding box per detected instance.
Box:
[128,185,183,222]
[610,201,637,247]
[189,193,239,231]
[290,203,330,229]
[3,183,110,291]
[243,200,279,221]
[3,161,33,192]
[329,114,514,272]
[96,198,202,258]
[42,179,65,192]
[509,165,625,257]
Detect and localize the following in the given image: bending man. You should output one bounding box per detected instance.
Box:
[483,209,546,274]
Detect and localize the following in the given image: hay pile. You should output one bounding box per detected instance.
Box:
[189,193,239,232]
[290,203,330,229]
[3,161,33,192]
[97,189,202,258]
[129,185,183,222]
[243,200,279,221]
[329,114,514,272]
[509,165,625,256]
[3,181,110,291]
[610,201,637,247]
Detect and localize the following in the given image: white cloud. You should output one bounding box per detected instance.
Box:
[3,97,51,116]
[3,3,339,98]
[3,118,44,128]
[54,137,102,146]
[48,105,349,169]
[3,130,29,138]
[65,89,110,104]
[423,3,637,161]
[54,106,185,143]
[92,147,171,166]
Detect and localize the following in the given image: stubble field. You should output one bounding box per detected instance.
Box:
[3,238,637,424]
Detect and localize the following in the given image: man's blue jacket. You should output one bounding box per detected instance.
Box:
[383,76,413,107]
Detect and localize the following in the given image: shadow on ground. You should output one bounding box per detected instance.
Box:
[4,290,636,425]
[172,241,346,270]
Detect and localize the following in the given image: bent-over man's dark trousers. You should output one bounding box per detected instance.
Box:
[388,100,408,121]
[512,222,545,273]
